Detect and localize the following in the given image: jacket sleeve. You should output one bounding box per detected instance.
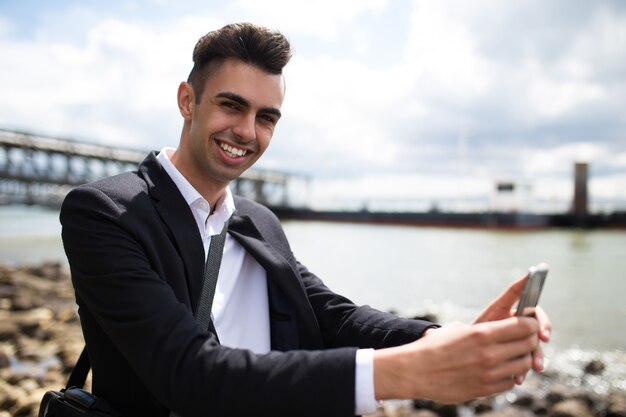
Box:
[298,260,439,349]
[61,185,359,417]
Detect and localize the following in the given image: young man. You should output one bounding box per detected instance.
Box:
[60,23,551,417]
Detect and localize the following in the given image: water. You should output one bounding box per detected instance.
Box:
[1,206,625,388]
[0,206,66,263]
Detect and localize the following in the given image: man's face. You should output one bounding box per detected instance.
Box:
[182,58,285,188]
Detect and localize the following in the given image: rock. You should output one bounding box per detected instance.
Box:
[0,350,9,368]
[413,400,458,417]
[607,392,626,417]
[474,407,534,417]
[546,384,570,405]
[12,402,37,417]
[0,379,21,412]
[468,397,494,414]
[571,390,605,413]
[10,292,44,311]
[0,320,19,342]
[13,308,54,342]
[18,378,40,392]
[550,399,595,417]
[411,410,441,417]
[28,262,64,281]
[512,394,536,408]
[583,359,605,375]
[57,306,79,324]
[532,398,550,416]
[57,342,83,368]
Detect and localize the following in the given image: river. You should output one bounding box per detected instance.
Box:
[1,205,625,391]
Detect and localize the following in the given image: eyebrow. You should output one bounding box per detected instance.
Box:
[215,92,282,119]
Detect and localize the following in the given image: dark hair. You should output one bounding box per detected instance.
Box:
[187,22,292,102]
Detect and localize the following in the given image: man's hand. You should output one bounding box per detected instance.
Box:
[474,275,552,376]
[373,317,539,403]
[373,276,552,403]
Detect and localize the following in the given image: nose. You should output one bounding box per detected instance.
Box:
[232,113,256,142]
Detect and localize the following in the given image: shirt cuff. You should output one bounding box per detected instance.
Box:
[355,348,378,415]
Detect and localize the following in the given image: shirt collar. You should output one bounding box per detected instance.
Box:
[156,147,236,223]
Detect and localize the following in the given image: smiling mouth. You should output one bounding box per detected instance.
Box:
[219,141,248,158]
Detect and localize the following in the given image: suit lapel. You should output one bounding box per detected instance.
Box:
[137,154,323,348]
[138,152,205,311]
[228,213,324,349]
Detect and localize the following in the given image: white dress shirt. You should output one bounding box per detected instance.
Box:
[156,148,376,414]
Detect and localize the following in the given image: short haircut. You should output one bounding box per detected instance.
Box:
[187,22,293,102]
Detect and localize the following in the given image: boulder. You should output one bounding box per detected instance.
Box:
[550,399,595,417]
[0,350,9,368]
[472,406,534,417]
[411,410,441,417]
[0,379,21,412]
[467,397,494,414]
[512,394,536,408]
[607,392,626,417]
[412,399,458,417]
[0,320,19,342]
[583,359,605,375]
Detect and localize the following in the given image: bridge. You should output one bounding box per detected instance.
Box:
[0,128,307,208]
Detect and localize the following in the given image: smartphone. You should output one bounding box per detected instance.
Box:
[516,262,549,316]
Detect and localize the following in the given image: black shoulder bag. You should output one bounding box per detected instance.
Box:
[39,222,229,417]
[38,347,122,417]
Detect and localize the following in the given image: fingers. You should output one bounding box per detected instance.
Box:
[497,329,539,361]
[478,316,539,344]
[474,354,533,397]
[534,306,552,342]
[490,352,534,381]
[475,318,540,384]
[532,344,545,371]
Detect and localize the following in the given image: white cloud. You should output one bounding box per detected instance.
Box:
[0,0,624,209]
[234,0,387,39]
[0,15,222,147]
[403,1,490,103]
[523,142,608,176]
[591,173,626,205]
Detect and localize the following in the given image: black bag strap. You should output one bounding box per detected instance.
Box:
[65,344,91,389]
[65,220,229,394]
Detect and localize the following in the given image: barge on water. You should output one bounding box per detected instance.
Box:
[268,206,626,230]
[269,163,626,230]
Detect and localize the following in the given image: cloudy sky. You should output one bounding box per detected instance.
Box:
[1,0,625,211]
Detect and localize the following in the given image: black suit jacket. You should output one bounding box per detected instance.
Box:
[60,152,436,417]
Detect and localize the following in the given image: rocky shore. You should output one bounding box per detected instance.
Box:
[0,261,624,417]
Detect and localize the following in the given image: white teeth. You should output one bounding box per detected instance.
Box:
[219,142,247,157]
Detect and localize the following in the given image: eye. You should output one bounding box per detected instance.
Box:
[220,101,240,111]
[258,113,278,125]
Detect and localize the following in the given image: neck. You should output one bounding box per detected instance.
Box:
[169,148,228,210]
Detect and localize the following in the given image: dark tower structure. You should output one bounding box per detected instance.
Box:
[572,162,589,222]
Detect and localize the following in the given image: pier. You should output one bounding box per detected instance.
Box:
[0,128,304,208]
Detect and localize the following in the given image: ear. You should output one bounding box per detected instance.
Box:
[177,82,195,120]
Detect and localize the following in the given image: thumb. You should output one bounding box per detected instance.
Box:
[474,275,528,323]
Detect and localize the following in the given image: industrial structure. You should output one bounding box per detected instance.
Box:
[0,128,302,208]
[1,128,623,229]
